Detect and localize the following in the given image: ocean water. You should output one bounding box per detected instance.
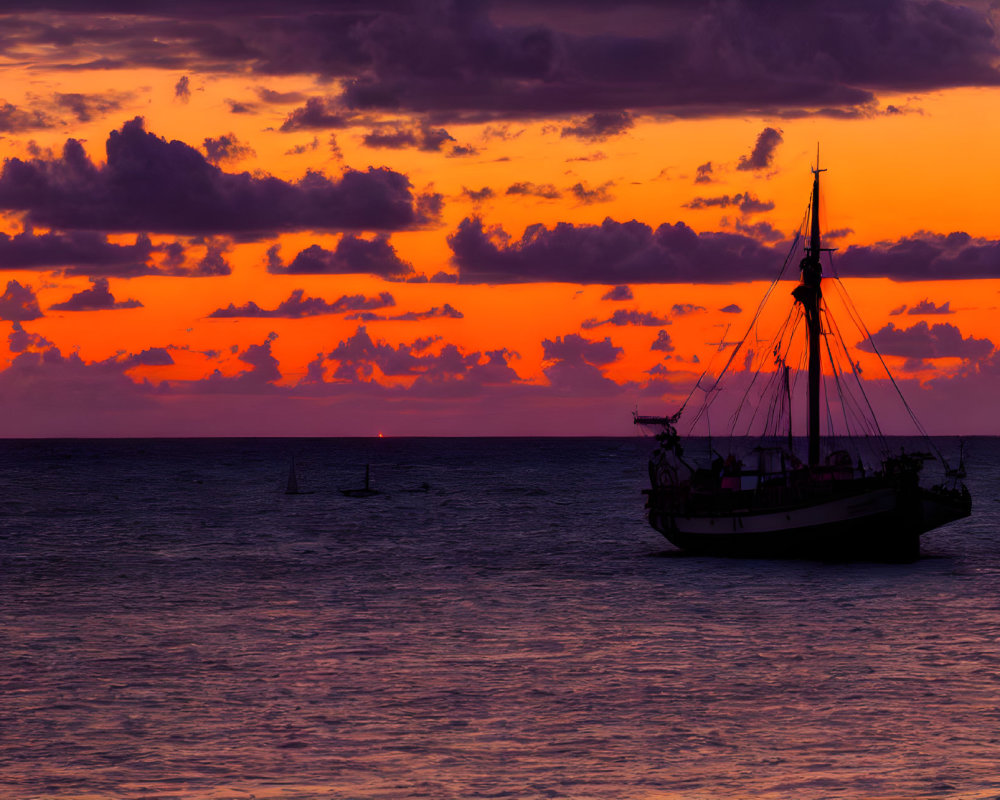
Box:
[1,436,998,800]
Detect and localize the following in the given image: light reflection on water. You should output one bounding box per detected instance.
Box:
[0,437,998,799]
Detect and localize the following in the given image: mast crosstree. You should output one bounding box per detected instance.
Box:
[792,160,826,467]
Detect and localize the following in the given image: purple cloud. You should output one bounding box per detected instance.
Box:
[0,280,42,321]
[651,330,675,352]
[267,234,413,278]
[209,289,396,318]
[506,182,561,199]
[0,102,56,132]
[124,347,174,367]
[203,133,255,165]
[685,192,774,214]
[279,97,357,131]
[8,321,52,353]
[54,91,130,123]
[255,86,306,104]
[541,332,625,395]
[581,309,668,329]
[561,111,634,141]
[672,303,705,315]
[174,75,191,102]
[317,327,511,391]
[733,218,785,242]
[737,127,783,171]
[0,117,428,237]
[7,3,1000,123]
[463,186,494,202]
[835,231,1000,281]
[542,333,620,366]
[449,216,786,284]
[49,277,142,311]
[908,299,954,315]
[363,124,455,152]
[694,162,713,183]
[0,228,156,277]
[570,181,614,205]
[349,303,463,322]
[602,285,633,301]
[720,303,742,313]
[858,320,993,360]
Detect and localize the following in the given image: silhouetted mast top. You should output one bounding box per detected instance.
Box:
[792,160,825,467]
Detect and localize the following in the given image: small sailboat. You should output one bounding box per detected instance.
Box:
[285,456,300,495]
[340,464,379,498]
[635,161,971,561]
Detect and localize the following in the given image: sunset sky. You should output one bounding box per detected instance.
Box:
[2,0,1000,436]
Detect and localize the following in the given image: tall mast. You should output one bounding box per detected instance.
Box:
[792,155,825,467]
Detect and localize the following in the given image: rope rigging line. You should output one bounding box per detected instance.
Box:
[685,219,806,433]
[826,261,948,468]
[821,301,887,447]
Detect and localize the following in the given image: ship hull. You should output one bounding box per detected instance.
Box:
[647,485,970,562]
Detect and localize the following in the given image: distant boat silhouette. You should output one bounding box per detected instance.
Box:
[341,464,379,498]
[284,456,314,494]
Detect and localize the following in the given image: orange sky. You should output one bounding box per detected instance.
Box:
[2,3,1000,435]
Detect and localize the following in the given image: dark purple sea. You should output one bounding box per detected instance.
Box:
[1,436,997,800]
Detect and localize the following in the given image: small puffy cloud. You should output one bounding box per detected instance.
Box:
[0,102,56,133]
[581,309,668,329]
[202,133,256,165]
[857,321,993,361]
[0,280,42,321]
[602,285,633,301]
[54,91,130,123]
[226,99,256,114]
[651,330,675,352]
[542,333,621,366]
[174,75,191,102]
[737,127,783,171]
[907,299,954,315]
[255,87,306,105]
[209,289,395,318]
[506,182,561,199]
[570,181,614,205]
[363,124,455,152]
[672,303,705,315]
[279,97,355,130]
[733,218,785,242]
[694,162,713,184]
[267,234,414,278]
[463,186,494,202]
[720,303,742,314]
[448,144,479,157]
[350,303,464,322]
[8,321,52,353]
[315,327,512,393]
[49,277,142,311]
[541,332,624,395]
[561,111,634,141]
[685,192,774,214]
[124,347,174,367]
[285,137,320,155]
